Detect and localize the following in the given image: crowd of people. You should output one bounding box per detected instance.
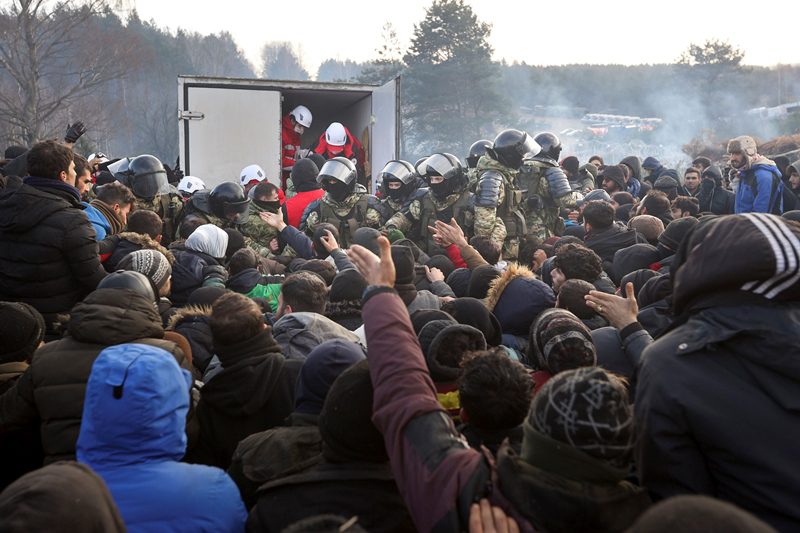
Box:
[0,118,798,533]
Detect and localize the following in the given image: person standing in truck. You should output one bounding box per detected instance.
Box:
[281,105,313,191]
[313,122,367,186]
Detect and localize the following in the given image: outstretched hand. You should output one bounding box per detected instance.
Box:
[259,211,286,232]
[469,499,519,533]
[428,218,468,248]
[585,282,639,330]
[348,235,395,287]
[64,121,87,144]
[319,229,339,253]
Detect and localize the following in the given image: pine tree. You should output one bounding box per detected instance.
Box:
[357,22,405,85]
[402,0,509,158]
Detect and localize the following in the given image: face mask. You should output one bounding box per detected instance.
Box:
[386,187,405,200]
[294,125,305,135]
[254,199,281,212]
[430,180,451,198]
[328,146,344,156]
[325,181,350,202]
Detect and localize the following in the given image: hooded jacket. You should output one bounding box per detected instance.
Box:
[272,312,361,360]
[636,213,800,532]
[585,222,648,275]
[0,181,107,334]
[696,166,735,215]
[170,242,226,306]
[167,305,215,373]
[77,343,246,532]
[0,461,125,532]
[103,231,174,272]
[734,158,783,214]
[186,329,301,469]
[0,289,190,464]
[226,269,283,313]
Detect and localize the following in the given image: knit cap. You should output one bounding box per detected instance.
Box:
[418,320,486,383]
[391,245,415,285]
[118,249,172,292]
[526,367,633,469]
[329,269,368,303]
[528,308,596,374]
[0,302,45,363]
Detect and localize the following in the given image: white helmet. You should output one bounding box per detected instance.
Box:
[325,122,347,147]
[240,164,266,187]
[290,105,312,128]
[178,175,206,194]
[86,152,109,164]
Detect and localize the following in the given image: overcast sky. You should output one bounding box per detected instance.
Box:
[126,0,799,75]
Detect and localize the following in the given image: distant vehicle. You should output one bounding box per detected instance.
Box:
[177,75,400,190]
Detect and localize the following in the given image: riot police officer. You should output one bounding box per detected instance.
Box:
[465,139,492,191]
[301,157,382,247]
[122,154,183,245]
[384,153,474,254]
[518,132,583,240]
[375,160,426,222]
[473,130,538,260]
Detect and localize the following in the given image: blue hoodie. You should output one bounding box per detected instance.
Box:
[77,344,246,532]
[735,162,783,214]
[81,201,111,240]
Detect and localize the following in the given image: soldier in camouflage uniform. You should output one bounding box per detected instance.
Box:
[123,154,184,246]
[474,130,538,260]
[517,132,583,241]
[384,153,476,255]
[301,157,382,248]
[239,181,282,258]
[373,159,427,223]
[172,186,231,240]
[465,139,491,192]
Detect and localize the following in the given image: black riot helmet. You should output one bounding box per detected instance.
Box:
[466,139,492,168]
[534,132,562,162]
[209,182,251,224]
[488,129,541,170]
[128,154,171,200]
[414,157,429,178]
[379,160,416,200]
[424,153,466,199]
[318,157,357,202]
[97,270,157,304]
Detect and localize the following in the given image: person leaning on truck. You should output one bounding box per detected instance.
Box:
[281,105,313,191]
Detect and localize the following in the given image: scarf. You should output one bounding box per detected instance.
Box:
[90,199,124,235]
[23,175,81,203]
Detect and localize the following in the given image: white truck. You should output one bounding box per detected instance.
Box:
[177,75,400,191]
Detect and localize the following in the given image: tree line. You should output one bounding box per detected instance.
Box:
[0,0,798,166]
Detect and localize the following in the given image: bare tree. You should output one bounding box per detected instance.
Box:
[0,0,130,145]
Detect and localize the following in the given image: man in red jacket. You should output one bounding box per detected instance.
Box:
[314,122,366,184]
[281,105,313,190]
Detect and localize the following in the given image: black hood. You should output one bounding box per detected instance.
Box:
[0,183,81,233]
[620,156,642,181]
[67,289,163,345]
[227,268,263,294]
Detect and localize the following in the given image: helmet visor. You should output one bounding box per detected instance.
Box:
[425,153,457,179]
[381,161,414,184]
[224,199,251,224]
[318,159,354,185]
[517,135,541,161]
[132,171,171,199]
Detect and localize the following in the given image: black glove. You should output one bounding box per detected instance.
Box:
[173,157,184,181]
[64,121,87,144]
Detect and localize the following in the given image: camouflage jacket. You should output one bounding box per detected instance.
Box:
[384,188,475,254]
[239,202,280,258]
[302,184,382,248]
[518,158,581,241]
[133,192,184,245]
[474,155,526,258]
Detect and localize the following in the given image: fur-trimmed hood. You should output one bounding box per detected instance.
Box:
[485,263,555,337]
[484,263,535,312]
[117,232,175,265]
[166,304,212,330]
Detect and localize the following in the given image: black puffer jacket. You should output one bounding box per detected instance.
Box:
[585,223,648,275]
[0,289,189,464]
[167,305,215,373]
[0,182,107,333]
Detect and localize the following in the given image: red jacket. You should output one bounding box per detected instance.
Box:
[313,126,366,174]
[284,189,325,228]
[281,114,302,172]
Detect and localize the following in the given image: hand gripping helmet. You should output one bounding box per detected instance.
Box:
[318,157,358,202]
[489,130,541,170]
[534,132,562,162]
[209,182,251,224]
[290,105,312,128]
[466,139,492,168]
[128,154,171,200]
[97,270,157,304]
[379,160,416,200]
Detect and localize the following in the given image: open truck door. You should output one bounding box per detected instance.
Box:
[179,79,282,189]
[178,76,399,191]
